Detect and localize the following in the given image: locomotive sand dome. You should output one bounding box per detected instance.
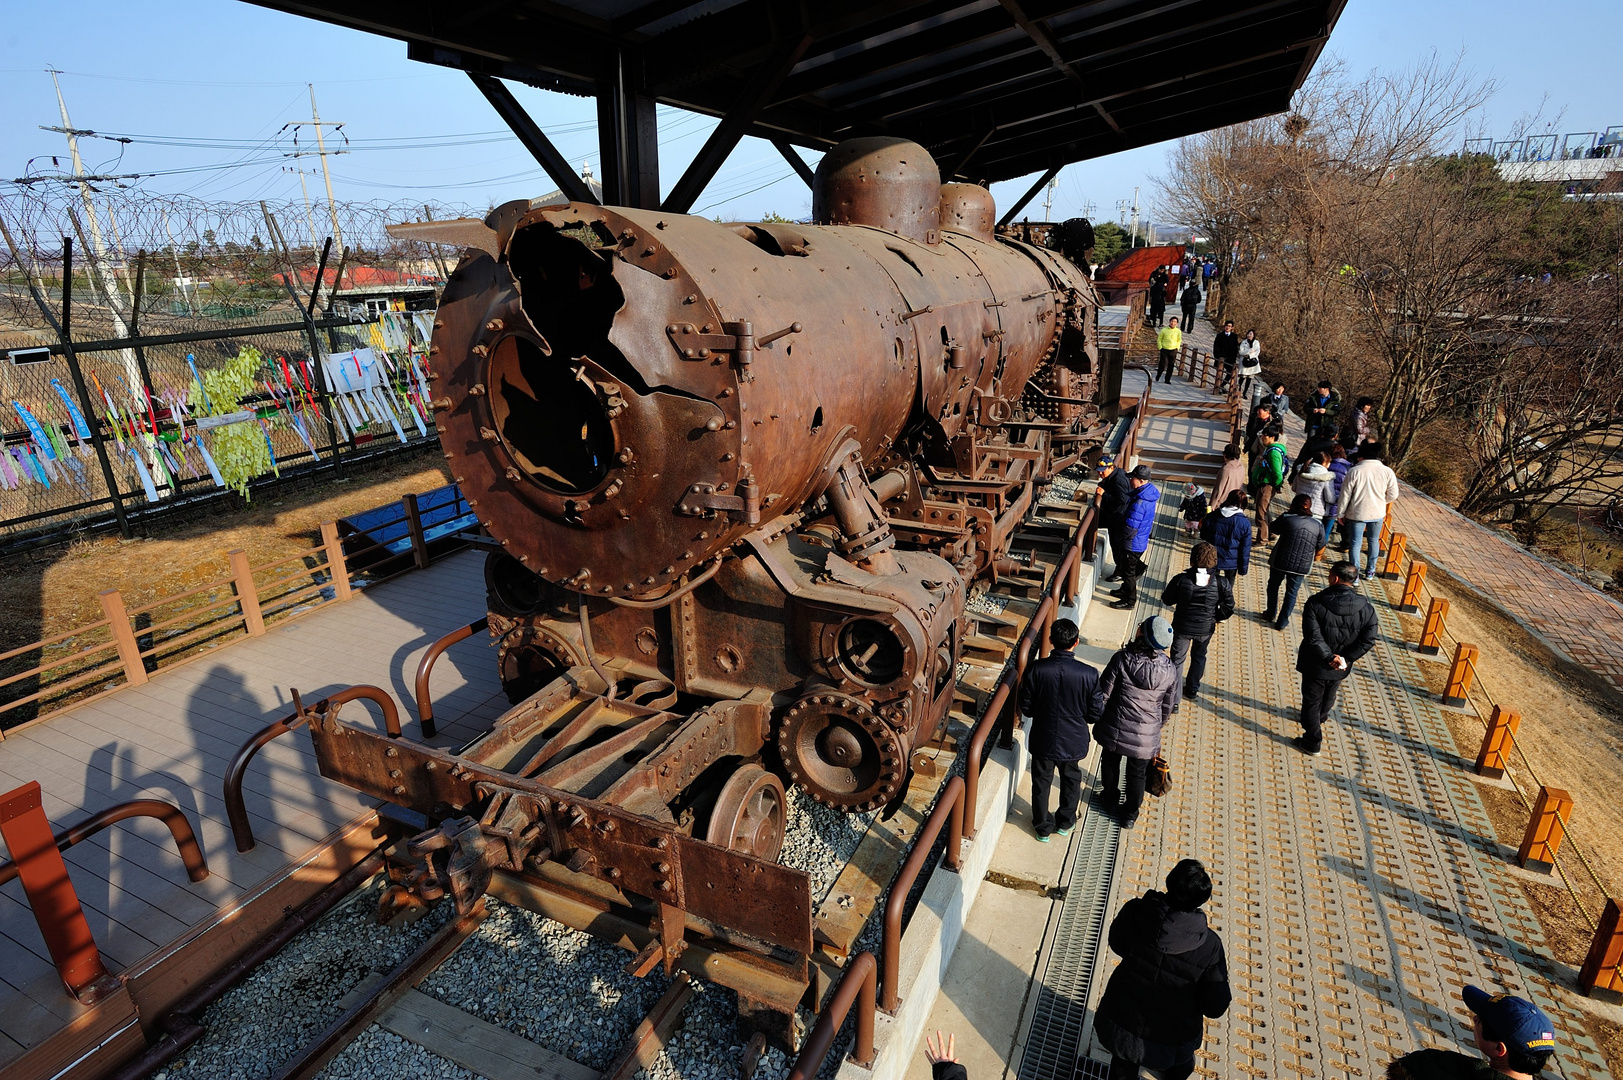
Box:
[314,137,1107,1038]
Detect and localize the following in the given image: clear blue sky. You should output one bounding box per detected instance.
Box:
[2,0,1618,228]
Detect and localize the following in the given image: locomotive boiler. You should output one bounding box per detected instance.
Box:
[309,137,1107,1034]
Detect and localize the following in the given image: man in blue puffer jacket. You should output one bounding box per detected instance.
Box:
[1109,465,1161,610]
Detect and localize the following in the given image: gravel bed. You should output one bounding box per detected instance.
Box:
[318,1027,478,1080]
[780,786,875,903]
[155,876,459,1080]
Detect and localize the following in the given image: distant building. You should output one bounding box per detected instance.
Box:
[531,162,605,208]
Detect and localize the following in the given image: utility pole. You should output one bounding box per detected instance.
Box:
[287,85,345,252]
[1042,172,1059,221]
[1129,186,1141,249]
[285,165,322,259]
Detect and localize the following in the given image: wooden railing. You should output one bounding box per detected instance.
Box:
[0,488,473,737]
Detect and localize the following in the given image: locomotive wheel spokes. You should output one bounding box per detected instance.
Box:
[706,765,787,862]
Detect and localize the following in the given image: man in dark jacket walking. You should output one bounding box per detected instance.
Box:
[1303,379,1340,439]
[1094,455,1133,584]
[1295,561,1379,755]
[1212,321,1240,392]
[1264,494,1325,631]
[1179,281,1201,327]
[1161,542,1234,707]
[1018,618,1104,841]
[1095,616,1179,828]
[1109,466,1160,609]
[1094,858,1231,1080]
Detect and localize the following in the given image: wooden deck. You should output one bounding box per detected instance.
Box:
[0,549,510,1065]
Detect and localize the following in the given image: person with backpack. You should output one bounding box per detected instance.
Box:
[1200,490,1252,582]
[1264,494,1326,631]
[1291,454,1336,534]
[1094,616,1180,829]
[1161,542,1234,707]
[1294,561,1379,755]
[1249,424,1289,542]
[1093,859,1231,1080]
[1180,282,1202,327]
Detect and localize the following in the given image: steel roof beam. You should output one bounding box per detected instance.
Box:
[773,139,817,187]
[467,72,599,204]
[997,0,1121,136]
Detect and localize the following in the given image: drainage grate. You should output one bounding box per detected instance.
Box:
[1016,804,1119,1080]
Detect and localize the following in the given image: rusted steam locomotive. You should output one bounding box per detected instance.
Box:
[307,137,1108,1033]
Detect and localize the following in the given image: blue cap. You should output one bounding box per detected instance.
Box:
[1097,455,1115,470]
[1462,986,1556,1055]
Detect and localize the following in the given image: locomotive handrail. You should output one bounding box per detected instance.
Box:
[225,684,401,852]
[787,951,876,1078]
[414,617,490,739]
[881,775,965,1013]
[0,795,209,888]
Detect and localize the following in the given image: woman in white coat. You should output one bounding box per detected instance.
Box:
[1237,331,1262,405]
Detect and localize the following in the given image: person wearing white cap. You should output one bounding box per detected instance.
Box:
[1093,616,1179,829]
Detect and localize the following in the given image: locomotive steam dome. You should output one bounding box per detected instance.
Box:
[811,136,941,244]
[938,182,996,242]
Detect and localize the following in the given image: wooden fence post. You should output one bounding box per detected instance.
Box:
[320,521,353,601]
[1442,642,1478,706]
[1579,898,1623,1002]
[1380,533,1407,579]
[229,549,266,637]
[1517,786,1573,874]
[97,589,147,687]
[1380,506,1393,550]
[403,493,430,571]
[1474,705,1520,779]
[1399,561,1427,613]
[1418,597,1450,655]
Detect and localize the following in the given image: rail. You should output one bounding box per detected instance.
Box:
[0,486,475,737]
[225,684,403,852]
[414,617,491,740]
[881,775,965,1013]
[1377,517,1620,988]
[787,952,877,1079]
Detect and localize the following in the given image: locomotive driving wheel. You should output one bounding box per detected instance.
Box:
[705,764,787,862]
[778,693,909,812]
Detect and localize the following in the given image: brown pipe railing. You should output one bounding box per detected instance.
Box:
[0,797,209,888]
[225,684,401,852]
[788,951,877,1079]
[414,616,489,739]
[881,775,965,1013]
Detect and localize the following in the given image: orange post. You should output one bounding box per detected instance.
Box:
[98,589,148,687]
[1474,705,1520,780]
[1398,561,1427,613]
[1517,786,1573,874]
[1380,507,1393,550]
[229,549,266,637]
[1418,597,1450,655]
[1380,533,1407,579]
[1442,642,1478,706]
[1579,898,1623,1003]
[320,520,353,601]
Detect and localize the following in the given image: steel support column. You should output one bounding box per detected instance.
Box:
[998,165,1061,227]
[773,138,816,188]
[598,48,662,209]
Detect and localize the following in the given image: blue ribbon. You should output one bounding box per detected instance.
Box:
[50,380,93,440]
[12,401,56,460]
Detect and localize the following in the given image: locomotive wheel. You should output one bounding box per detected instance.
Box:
[705,765,787,862]
[778,694,908,812]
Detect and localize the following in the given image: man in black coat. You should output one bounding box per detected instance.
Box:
[1093,455,1134,583]
[1160,542,1234,708]
[1212,320,1240,392]
[1295,561,1379,755]
[1018,618,1103,840]
[1180,282,1201,326]
[1094,859,1231,1080]
[1264,494,1325,631]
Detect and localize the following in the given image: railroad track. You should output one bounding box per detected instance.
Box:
[127,473,1095,1080]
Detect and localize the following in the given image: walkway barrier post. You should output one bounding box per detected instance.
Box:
[1579,898,1623,1003]
[1380,506,1393,550]
[320,520,353,601]
[1418,598,1450,655]
[403,493,430,570]
[1380,533,1407,579]
[1442,642,1478,706]
[98,588,148,688]
[1516,786,1573,874]
[787,952,876,1078]
[1474,706,1521,779]
[229,549,266,637]
[1399,561,1427,613]
[1198,351,1210,387]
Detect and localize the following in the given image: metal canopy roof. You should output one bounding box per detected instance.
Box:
[249,0,1345,190]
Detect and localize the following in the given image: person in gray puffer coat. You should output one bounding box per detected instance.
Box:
[1094,616,1180,829]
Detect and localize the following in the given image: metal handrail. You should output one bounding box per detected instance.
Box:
[787,952,876,1078]
[0,797,209,887]
[225,684,402,852]
[881,775,965,1013]
[414,617,489,740]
